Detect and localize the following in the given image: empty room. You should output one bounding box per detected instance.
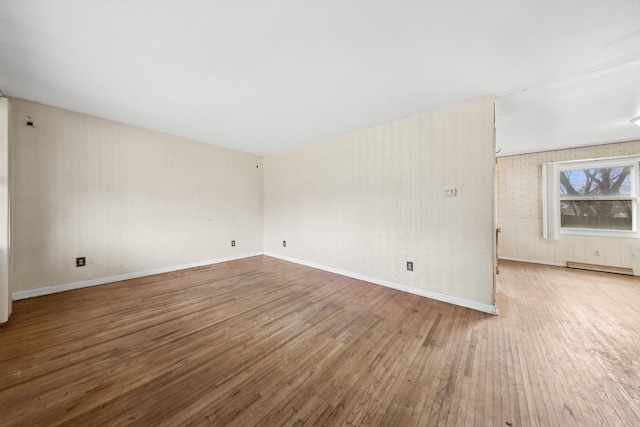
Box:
[1,1,639,426]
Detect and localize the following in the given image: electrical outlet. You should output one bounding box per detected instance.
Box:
[631,253,637,260]
[407,261,413,271]
[594,250,600,256]
[76,257,86,267]
[231,240,236,247]
[283,240,287,247]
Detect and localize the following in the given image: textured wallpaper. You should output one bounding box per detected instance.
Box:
[264,96,496,307]
[497,140,640,271]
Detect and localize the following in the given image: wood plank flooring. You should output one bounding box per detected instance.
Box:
[1,256,639,426]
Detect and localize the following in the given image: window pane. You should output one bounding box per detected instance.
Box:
[560,167,632,197]
[561,200,632,230]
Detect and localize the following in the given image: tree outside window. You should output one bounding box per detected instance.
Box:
[559,165,634,231]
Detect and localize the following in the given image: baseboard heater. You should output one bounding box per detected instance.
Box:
[567,261,634,276]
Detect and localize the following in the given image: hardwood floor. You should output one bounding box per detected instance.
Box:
[1,256,639,426]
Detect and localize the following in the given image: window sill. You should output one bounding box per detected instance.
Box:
[560,228,639,239]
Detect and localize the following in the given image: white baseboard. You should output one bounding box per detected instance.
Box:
[11,252,263,301]
[264,252,498,315]
[498,256,640,276]
[498,257,567,268]
[12,251,500,315]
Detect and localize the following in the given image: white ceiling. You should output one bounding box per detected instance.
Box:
[1,0,639,156]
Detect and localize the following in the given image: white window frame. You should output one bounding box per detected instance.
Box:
[542,155,640,239]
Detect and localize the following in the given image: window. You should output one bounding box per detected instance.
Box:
[542,156,640,239]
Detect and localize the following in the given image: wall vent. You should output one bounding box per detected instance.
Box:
[567,262,633,276]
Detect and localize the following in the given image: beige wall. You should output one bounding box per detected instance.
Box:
[497,140,640,273]
[9,96,497,313]
[264,96,496,307]
[0,98,10,322]
[11,98,263,293]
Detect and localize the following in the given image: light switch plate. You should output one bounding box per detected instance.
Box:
[443,188,457,197]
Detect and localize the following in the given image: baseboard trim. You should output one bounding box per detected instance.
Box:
[264,252,497,315]
[567,261,634,276]
[498,257,640,276]
[499,256,639,276]
[498,257,567,268]
[11,252,264,301]
[12,251,501,314]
